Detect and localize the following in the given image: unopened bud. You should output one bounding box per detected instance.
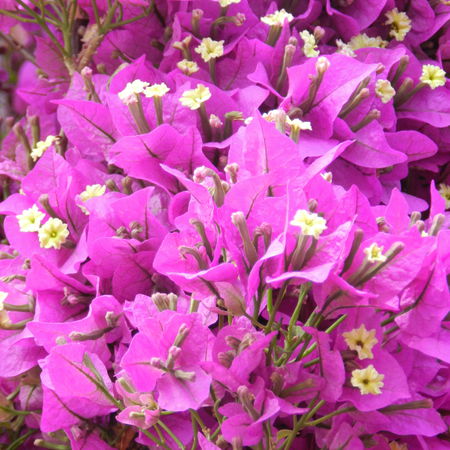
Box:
[233,13,246,26]
[271,372,285,395]
[218,350,235,368]
[224,163,239,184]
[81,66,93,79]
[429,213,445,236]
[225,335,241,350]
[313,26,325,41]
[209,114,223,129]
[173,323,190,347]
[308,198,318,212]
[316,56,330,74]
[166,345,182,369]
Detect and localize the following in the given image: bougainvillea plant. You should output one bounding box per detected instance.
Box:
[0,0,449,448]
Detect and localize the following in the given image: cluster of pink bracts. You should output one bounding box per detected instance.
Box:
[0,0,449,448]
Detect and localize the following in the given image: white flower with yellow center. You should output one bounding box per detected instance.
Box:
[336,39,356,57]
[420,65,446,89]
[300,30,319,57]
[143,83,170,98]
[38,218,69,249]
[438,183,450,209]
[261,9,293,27]
[343,324,378,359]
[118,79,150,105]
[286,117,312,132]
[0,292,8,311]
[348,33,387,50]
[363,243,387,263]
[16,205,45,232]
[177,59,200,76]
[78,184,106,214]
[195,38,225,63]
[262,110,278,122]
[290,210,327,239]
[179,84,211,110]
[80,184,106,202]
[31,135,56,161]
[219,0,240,6]
[385,8,411,41]
[375,79,396,103]
[351,364,384,395]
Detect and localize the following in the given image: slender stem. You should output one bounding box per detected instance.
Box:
[157,420,186,450]
[92,0,102,27]
[0,9,37,23]
[140,429,169,449]
[265,280,289,332]
[190,412,199,450]
[287,283,311,342]
[303,406,355,428]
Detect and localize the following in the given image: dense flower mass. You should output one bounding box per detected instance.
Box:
[0,0,449,448]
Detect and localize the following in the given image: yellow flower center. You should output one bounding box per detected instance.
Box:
[286,117,312,132]
[385,8,411,41]
[195,38,225,63]
[290,210,327,238]
[336,39,356,57]
[118,79,150,105]
[31,135,56,161]
[438,183,450,209]
[363,243,387,263]
[375,79,396,103]
[348,33,388,50]
[177,59,200,76]
[343,324,378,359]
[78,184,106,214]
[420,65,446,89]
[179,84,211,110]
[300,30,319,58]
[351,364,384,395]
[38,218,69,250]
[143,83,170,98]
[261,9,293,27]
[80,184,106,202]
[16,205,45,232]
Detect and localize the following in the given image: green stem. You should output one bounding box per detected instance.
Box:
[303,406,355,428]
[190,412,199,450]
[140,429,170,449]
[287,283,311,342]
[265,281,289,333]
[6,429,37,450]
[157,420,186,450]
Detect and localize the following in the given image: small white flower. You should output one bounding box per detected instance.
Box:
[179,84,211,110]
[17,205,45,232]
[195,38,225,63]
[261,9,293,27]
[143,83,170,98]
[375,79,396,103]
[420,65,446,89]
[290,210,327,238]
[118,79,150,105]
